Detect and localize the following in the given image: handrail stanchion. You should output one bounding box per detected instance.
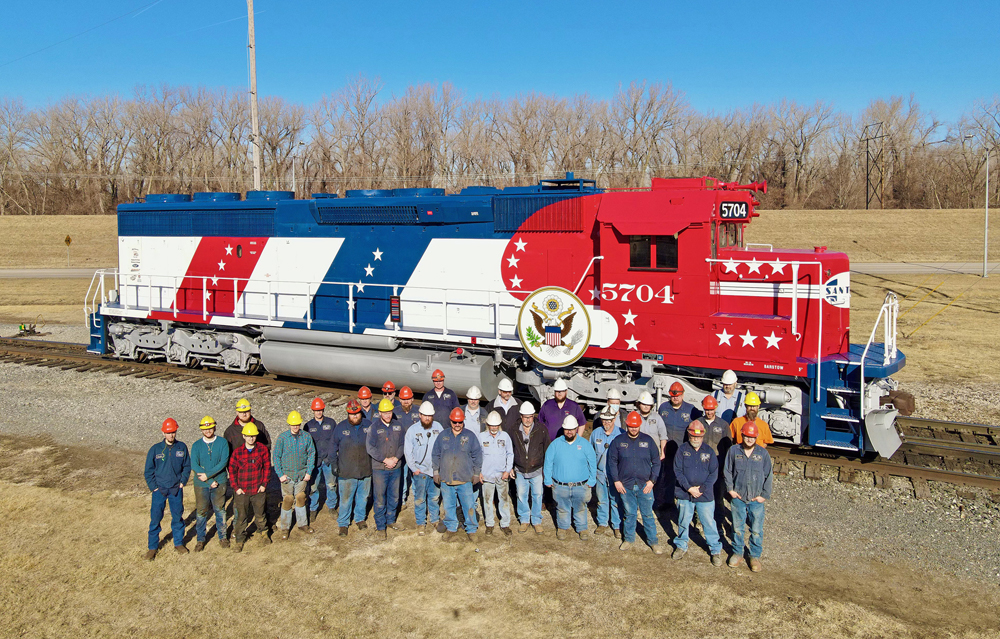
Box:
[348,284,355,333]
[234,278,240,319]
[173,276,178,318]
[815,263,822,402]
[267,280,273,321]
[147,280,152,313]
[442,289,449,336]
[306,282,312,329]
[790,263,800,339]
[202,277,208,320]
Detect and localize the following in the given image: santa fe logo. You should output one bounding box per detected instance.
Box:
[823,272,851,308]
[517,287,592,368]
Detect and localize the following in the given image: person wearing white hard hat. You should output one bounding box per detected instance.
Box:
[590,405,624,537]
[478,410,514,536]
[404,401,445,535]
[510,401,549,533]
[713,370,747,424]
[635,391,668,462]
[605,388,625,430]
[491,377,521,432]
[463,386,489,434]
[543,415,598,540]
[538,379,586,442]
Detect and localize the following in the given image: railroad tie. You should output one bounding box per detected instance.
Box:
[911,477,931,499]
[875,473,892,490]
[804,462,823,481]
[838,468,855,484]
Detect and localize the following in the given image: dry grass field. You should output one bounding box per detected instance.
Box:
[0,215,117,268]
[1,434,997,639]
[0,278,93,326]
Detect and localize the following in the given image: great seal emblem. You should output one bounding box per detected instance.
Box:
[517,286,591,368]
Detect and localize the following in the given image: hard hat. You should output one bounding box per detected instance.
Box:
[721,370,738,385]
[431,369,445,382]
[687,422,706,436]
[519,401,536,416]
[486,411,503,427]
[702,395,718,410]
[346,399,362,414]
[600,406,617,421]
[744,392,761,407]
[625,411,643,429]
[382,381,396,393]
[242,423,259,437]
[235,398,251,412]
[418,401,436,416]
[311,397,325,411]
[287,410,303,426]
[467,385,483,400]
[497,377,514,392]
[637,391,654,406]
[161,418,179,433]
[553,379,569,392]
[378,398,395,413]
[561,415,579,430]
[399,386,414,400]
[199,416,216,430]
[358,386,372,400]
[741,422,759,438]
[449,407,466,423]
[669,382,684,396]
[606,388,621,400]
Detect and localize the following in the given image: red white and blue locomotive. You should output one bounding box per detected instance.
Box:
[85,174,906,457]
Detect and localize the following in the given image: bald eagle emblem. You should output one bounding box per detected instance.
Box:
[530,294,576,348]
[517,287,592,369]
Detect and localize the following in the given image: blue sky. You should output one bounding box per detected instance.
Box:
[1,0,997,121]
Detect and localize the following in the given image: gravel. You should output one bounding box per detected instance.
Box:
[0,322,90,344]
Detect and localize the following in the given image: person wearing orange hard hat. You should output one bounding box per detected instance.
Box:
[431,406,484,543]
[693,394,733,533]
[672,421,723,566]
[143,418,191,560]
[607,411,662,554]
[366,398,407,540]
[357,386,375,423]
[724,420,774,573]
[381,381,403,414]
[421,369,460,428]
[330,400,373,536]
[728,392,774,448]
[305,397,339,518]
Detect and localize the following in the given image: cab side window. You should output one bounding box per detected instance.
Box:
[629,235,678,271]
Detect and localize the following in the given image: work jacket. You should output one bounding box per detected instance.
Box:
[478,429,514,482]
[190,436,229,488]
[228,443,271,493]
[724,444,773,501]
[224,417,270,455]
[330,418,372,479]
[510,423,550,475]
[366,417,406,471]
[305,416,338,464]
[673,442,718,502]
[144,440,190,493]
[607,432,661,489]
[273,429,316,482]
[421,387,460,427]
[432,427,483,484]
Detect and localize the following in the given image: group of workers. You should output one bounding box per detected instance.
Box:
[143,369,774,572]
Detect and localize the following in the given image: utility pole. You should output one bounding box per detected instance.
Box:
[985,148,990,278]
[247,0,262,191]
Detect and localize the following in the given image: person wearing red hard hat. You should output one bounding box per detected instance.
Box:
[724,419,774,572]
[381,381,403,414]
[356,386,375,423]
[366,398,406,540]
[330,400,373,536]
[658,381,697,447]
[607,411,662,554]
[421,369,460,429]
[728,392,774,448]
[305,397,339,519]
[142,418,191,560]
[693,394,734,534]
[672,421,724,566]
[431,405,484,543]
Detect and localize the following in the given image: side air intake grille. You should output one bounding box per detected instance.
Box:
[316,205,420,225]
[493,196,583,233]
[118,210,275,236]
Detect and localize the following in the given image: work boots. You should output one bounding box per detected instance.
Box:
[232,541,244,553]
[579,530,590,541]
[376,529,388,541]
[619,541,632,551]
[143,549,157,561]
[711,554,723,567]
[501,527,512,537]
[671,547,686,560]
[298,526,315,534]
[194,542,205,553]
[356,521,368,531]
[728,554,744,568]
[518,523,530,533]
[556,529,568,541]
[650,544,664,555]
[595,526,608,536]
[219,539,230,549]
[467,532,479,544]
[485,526,494,536]
[417,525,427,537]
[174,544,189,555]
[532,524,544,535]
[339,527,349,537]
[749,557,762,572]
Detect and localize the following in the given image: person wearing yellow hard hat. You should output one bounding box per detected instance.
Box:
[273,410,317,539]
[367,397,406,540]
[191,416,230,552]
[227,421,272,551]
[728,392,774,447]
[224,397,271,454]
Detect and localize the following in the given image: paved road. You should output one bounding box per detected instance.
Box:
[0,268,108,279]
[852,262,1000,275]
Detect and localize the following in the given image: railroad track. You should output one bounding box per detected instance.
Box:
[3,337,999,492]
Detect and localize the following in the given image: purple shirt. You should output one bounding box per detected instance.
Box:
[538,398,586,441]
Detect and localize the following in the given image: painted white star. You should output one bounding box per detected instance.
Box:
[373,248,383,261]
[507,255,520,268]
[224,245,233,256]
[355,281,366,293]
[204,291,212,300]
[589,288,600,302]
[217,260,226,271]
[514,238,527,252]
[770,259,786,275]
[624,335,640,350]
[747,258,762,274]
[740,331,758,348]
[723,259,739,273]
[347,300,356,310]
[764,332,782,349]
[364,264,375,277]
[622,309,637,326]
[510,275,523,289]
[717,329,733,346]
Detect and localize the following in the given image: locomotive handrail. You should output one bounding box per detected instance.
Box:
[860,292,899,418]
[572,256,604,295]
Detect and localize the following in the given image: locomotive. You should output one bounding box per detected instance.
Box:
[85,173,906,457]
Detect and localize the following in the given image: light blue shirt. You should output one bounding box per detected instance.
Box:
[478,429,513,482]
[404,421,444,475]
[543,436,597,487]
[589,425,623,483]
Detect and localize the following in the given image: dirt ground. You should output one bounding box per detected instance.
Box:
[0,433,996,639]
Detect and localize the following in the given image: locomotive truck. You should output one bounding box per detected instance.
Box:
[85,173,907,457]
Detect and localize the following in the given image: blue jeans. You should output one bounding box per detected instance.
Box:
[337,477,371,528]
[595,479,621,528]
[401,464,412,503]
[194,482,227,542]
[308,462,338,511]
[675,499,723,555]
[731,498,765,558]
[148,487,185,550]
[372,467,401,530]
[514,473,544,525]
[552,484,589,531]
[441,482,478,533]
[412,473,440,525]
[620,483,657,545]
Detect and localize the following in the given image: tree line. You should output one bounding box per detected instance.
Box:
[1,76,998,215]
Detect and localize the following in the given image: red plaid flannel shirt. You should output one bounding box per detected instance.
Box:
[228,442,271,493]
